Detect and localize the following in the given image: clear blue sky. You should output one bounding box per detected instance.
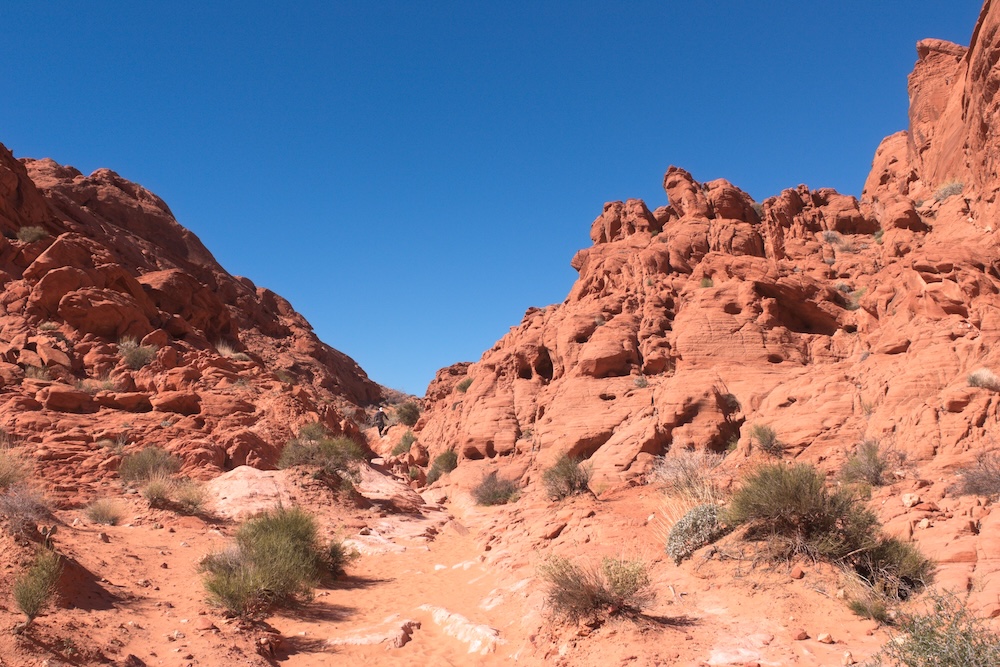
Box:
[0,2,981,395]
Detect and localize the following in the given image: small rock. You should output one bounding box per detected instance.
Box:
[842,651,855,665]
[817,632,834,644]
[98,532,110,543]
[901,493,921,508]
[790,566,805,579]
[195,618,217,631]
[160,562,169,569]
[793,629,809,641]
[917,518,931,529]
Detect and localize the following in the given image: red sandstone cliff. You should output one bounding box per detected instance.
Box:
[0,144,381,501]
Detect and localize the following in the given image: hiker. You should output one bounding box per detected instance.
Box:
[373,407,388,437]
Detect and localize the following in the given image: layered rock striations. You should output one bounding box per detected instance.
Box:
[418,5,1000,494]
[0,144,381,500]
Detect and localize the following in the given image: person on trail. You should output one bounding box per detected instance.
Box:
[374,407,388,437]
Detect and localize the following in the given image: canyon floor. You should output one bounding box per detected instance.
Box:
[0,438,925,667]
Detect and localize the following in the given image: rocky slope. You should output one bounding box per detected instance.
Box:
[0,144,382,501]
[411,0,1000,621]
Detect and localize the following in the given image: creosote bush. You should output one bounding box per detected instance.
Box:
[394,401,421,427]
[118,337,158,370]
[141,472,174,508]
[13,547,61,627]
[86,498,125,526]
[200,506,354,619]
[867,592,1000,666]
[119,446,181,485]
[749,424,783,457]
[539,555,654,623]
[666,503,730,565]
[455,377,473,393]
[425,450,459,485]
[956,450,1000,497]
[472,471,519,506]
[542,455,591,500]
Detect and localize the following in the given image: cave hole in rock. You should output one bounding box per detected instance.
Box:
[723,302,742,315]
[599,393,616,401]
[843,324,857,333]
[767,354,783,364]
[534,347,554,381]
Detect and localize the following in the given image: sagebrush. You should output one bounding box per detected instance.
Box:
[119,446,180,484]
[472,471,519,506]
[666,503,729,564]
[13,547,61,625]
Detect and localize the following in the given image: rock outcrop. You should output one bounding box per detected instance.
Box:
[0,144,382,501]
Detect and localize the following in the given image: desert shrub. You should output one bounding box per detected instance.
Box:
[456,377,473,393]
[633,375,648,388]
[392,430,416,456]
[538,555,654,622]
[749,424,782,456]
[215,341,251,361]
[967,368,1000,391]
[394,401,420,427]
[277,436,365,476]
[201,506,340,619]
[38,321,60,331]
[0,484,50,535]
[16,226,49,243]
[118,337,158,370]
[726,463,931,597]
[13,547,61,624]
[847,589,891,624]
[700,277,714,288]
[325,537,359,576]
[542,455,591,499]
[0,446,27,491]
[274,369,296,384]
[666,503,730,565]
[173,479,206,515]
[841,439,894,487]
[426,450,459,485]
[472,471,519,506]
[119,446,181,484]
[86,498,125,525]
[652,449,722,501]
[867,592,1000,667]
[934,180,964,201]
[956,450,1000,496]
[23,365,51,380]
[141,472,174,508]
[297,421,328,442]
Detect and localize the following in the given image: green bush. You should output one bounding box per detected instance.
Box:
[13,547,62,623]
[456,377,473,393]
[538,556,654,623]
[392,430,416,456]
[426,450,458,485]
[86,498,125,525]
[957,450,1000,497]
[201,506,349,619]
[666,503,730,564]
[118,337,158,370]
[868,592,1000,666]
[16,226,49,243]
[726,463,931,599]
[119,446,181,484]
[472,471,519,506]
[749,424,783,457]
[277,436,366,477]
[395,401,421,427]
[841,439,894,487]
[298,421,329,442]
[542,455,591,499]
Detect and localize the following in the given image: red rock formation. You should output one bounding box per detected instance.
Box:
[0,143,382,500]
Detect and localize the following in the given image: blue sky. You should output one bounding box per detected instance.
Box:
[0,2,982,395]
